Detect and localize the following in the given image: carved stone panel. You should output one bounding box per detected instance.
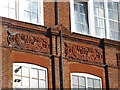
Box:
[65,43,103,64]
[7,32,50,54]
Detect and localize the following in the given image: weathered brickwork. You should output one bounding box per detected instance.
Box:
[0,1,120,89]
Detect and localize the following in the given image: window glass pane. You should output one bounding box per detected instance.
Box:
[31,68,38,78]
[94,79,101,88]
[94,7,98,16]
[113,12,118,21]
[85,25,88,34]
[31,2,38,13]
[113,2,118,11]
[31,13,38,23]
[108,2,112,9]
[81,15,86,24]
[99,19,105,29]
[22,77,29,87]
[75,12,80,22]
[88,78,94,87]
[114,22,118,32]
[39,70,46,79]
[79,76,86,86]
[72,75,78,85]
[24,0,30,11]
[22,67,29,77]
[94,17,99,27]
[108,10,112,19]
[2,7,8,17]
[24,11,30,22]
[101,29,106,38]
[93,1,98,6]
[75,23,81,33]
[99,1,104,7]
[74,3,78,12]
[79,4,85,14]
[39,80,46,88]
[82,25,88,34]
[30,79,38,88]
[99,8,104,17]
[95,28,100,37]
[2,0,8,7]
[9,0,15,8]
[109,21,114,30]
[110,31,118,40]
[9,9,15,19]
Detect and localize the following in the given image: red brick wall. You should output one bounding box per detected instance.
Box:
[0,1,120,88]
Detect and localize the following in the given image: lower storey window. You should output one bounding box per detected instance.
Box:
[71,73,102,89]
[13,63,47,88]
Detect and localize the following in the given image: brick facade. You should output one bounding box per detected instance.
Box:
[0,1,120,89]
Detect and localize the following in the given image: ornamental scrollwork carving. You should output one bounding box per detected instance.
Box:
[65,43,103,63]
[7,32,50,53]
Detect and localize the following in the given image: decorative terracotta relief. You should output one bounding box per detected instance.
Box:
[7,32,50,54]
[65,43,103,63]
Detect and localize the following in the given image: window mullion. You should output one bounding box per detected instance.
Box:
[105,0,110,39]
[86,77,88,89]
[118,1,120,40]
[88,0,95,36]
[29,67,31,88]
[70,0,75,33]
[38,0,44,25]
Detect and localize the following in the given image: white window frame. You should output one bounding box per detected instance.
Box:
[13,63,48,88]
[70,0,120,41]
[71,73,102,89]
[0,0,44,25]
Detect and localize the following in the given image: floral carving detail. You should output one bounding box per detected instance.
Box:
[8,33,50,53]
[65,43,103,63]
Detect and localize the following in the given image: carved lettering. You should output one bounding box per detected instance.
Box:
[8,33,50,53]
[65,43,103,63]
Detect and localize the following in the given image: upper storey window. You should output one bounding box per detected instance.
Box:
[94,0,106,38]
[0,0,43,25]
[70,0,120,41]
[108,1,119,40]
[74,2,88,34]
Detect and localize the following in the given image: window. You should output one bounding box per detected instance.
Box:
[0,0,43,25]
[108,1,119,40]
[70,0,120,41]
[71,73,102,89]
[94,0,106,38]
[13,63,47,88]
[74,2,88,34]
